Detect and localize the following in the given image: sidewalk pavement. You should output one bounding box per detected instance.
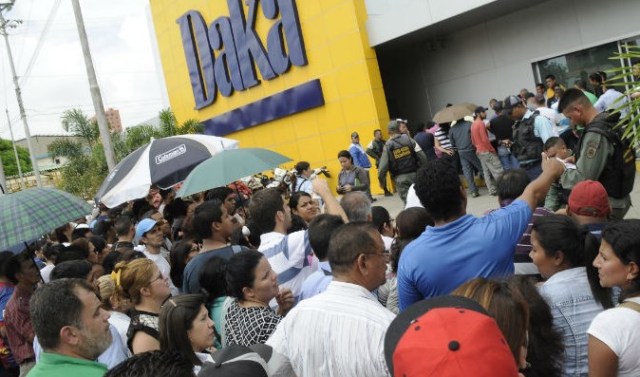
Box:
[373,173,640,220]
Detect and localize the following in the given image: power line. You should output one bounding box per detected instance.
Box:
[19,0,61,87]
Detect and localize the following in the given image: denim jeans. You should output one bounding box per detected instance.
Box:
[497,145,520,170]
[457,150,483,194]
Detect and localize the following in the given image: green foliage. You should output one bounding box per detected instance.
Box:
[607,45,640,146]
[61,109,99,148]
[0,139,32,176]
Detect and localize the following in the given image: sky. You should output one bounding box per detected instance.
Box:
[0,0,169,140]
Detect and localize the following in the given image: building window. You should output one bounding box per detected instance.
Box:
[534,42,620,91]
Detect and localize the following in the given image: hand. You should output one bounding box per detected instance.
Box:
[343,184,352,192]
[563,155,576,164]
[312,178,331,197]
[541,152,565,178]
[276,288,294,315]
[445,149,455,156]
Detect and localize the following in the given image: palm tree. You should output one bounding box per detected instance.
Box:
[607,45,640,145]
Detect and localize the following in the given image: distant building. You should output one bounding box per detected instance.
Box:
[91,108,122,133]
[14,134,83,172]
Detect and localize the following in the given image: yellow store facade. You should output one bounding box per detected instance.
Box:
[149,0,390,192]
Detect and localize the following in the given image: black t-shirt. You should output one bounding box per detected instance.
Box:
[489,115,515,141]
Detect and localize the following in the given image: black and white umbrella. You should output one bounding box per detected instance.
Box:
[95,134,239,207]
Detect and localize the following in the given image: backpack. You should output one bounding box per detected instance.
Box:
[579,112,636,199]
[511,112,543,161]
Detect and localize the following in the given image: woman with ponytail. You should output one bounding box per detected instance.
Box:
[291,161,313,194]
[588,219,640,377]
[113,258,171,354]
[529,215,613,376]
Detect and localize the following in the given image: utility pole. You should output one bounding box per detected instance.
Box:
[0,5,42,187]
[6,109,24,189]
[71,0,115,171]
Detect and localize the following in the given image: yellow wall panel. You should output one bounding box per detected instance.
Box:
[149,0,390,193]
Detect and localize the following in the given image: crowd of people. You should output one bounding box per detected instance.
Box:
[0,72,638,377]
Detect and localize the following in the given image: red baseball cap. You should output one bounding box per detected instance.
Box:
[568,180,611,218]
[385,296,519,377]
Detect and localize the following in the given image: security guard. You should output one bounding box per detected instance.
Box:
[378,120,427,203]
[558,88,633,220]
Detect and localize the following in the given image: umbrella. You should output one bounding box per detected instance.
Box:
[95,134,239,208]
[176,148,292,198]
[432,103,477,124]
[0,187,92,251]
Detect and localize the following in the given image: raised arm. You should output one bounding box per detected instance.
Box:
[313,178,348,223]
[517,153,565,211]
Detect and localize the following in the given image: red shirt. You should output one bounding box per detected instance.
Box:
[470,118,495,154]
[4,285,34,363]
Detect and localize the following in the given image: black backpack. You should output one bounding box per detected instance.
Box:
[578,112,636,199]
[512,111,543,161]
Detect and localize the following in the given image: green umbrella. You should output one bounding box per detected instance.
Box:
[176,148,292,198]
[0,187,92,250]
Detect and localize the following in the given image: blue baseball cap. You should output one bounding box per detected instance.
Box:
[134,218,158,245]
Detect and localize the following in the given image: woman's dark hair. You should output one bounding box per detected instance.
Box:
[159,294,208,366]
[508,276,563,377]
[93,220,114,240]
[50,260,93,281]
[225,250,263,300]
[43,243,63,264]
[390,207,434,273]
[90,236,107,254]
[601,219,640,301]
[54,224,71,243]
[371,206,391,234]
[288,191,312,211]
[288,214,308,233]
[337,150,353,162]
[199,256,228,301]
[532,215,613,308]
[291,161,311,192]
[169,240,195,289]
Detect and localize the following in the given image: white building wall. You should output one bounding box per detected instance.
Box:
[374,0,640,123]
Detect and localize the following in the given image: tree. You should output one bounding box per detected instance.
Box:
[0,139,32,176]
[61,109,99,148]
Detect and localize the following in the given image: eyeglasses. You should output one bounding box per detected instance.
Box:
[149,273,165,285]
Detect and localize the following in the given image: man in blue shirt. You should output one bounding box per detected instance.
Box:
[348,132,373,200]
[397,156,564,310]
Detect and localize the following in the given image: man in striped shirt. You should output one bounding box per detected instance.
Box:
[250,179,347,304]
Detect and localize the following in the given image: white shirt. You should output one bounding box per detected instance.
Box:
[404,184,424,209]
[594,89,629,117]
[587,296,640,377]
[109,311,131,356]
[142,248,180,296]
[39,264,55,283]
[266,281,395,377]
[258,231,318,302]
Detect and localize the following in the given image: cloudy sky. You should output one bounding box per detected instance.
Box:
[0,0,168,140]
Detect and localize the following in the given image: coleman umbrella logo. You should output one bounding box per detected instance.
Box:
[155,144,187,165]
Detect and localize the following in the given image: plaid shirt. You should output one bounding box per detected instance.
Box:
[4,285,35,363]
